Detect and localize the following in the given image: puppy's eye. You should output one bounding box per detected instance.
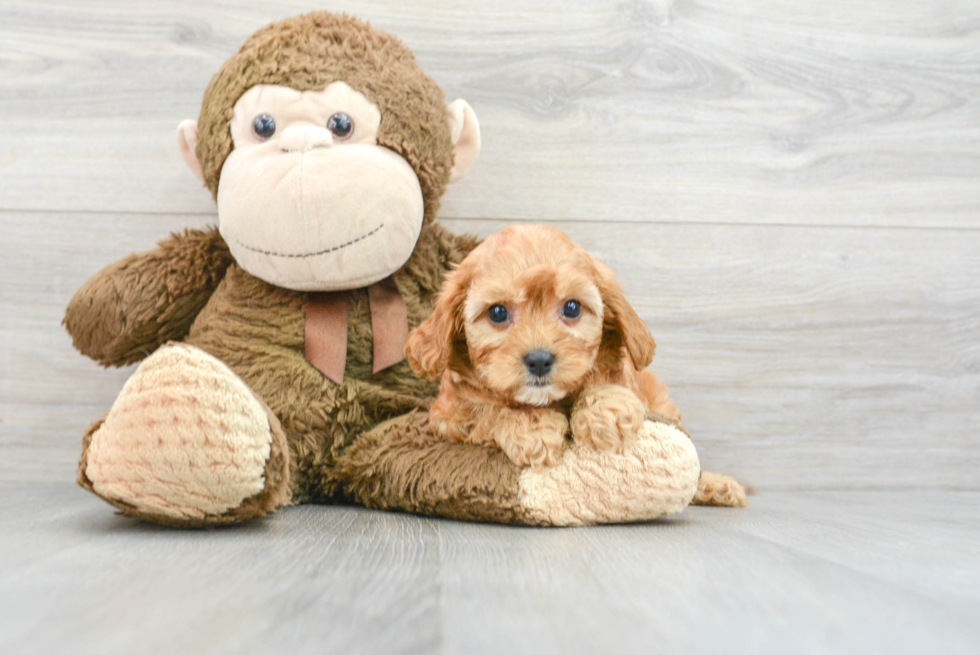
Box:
[327,112,354,140]
[252,113,277,140]
[487,304,510,324]
[562,300,582,320]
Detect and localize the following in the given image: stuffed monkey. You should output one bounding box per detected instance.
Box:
[64,12,731,528]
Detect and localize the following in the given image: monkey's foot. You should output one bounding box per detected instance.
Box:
[692,470,749,507]
[78,343,291,526]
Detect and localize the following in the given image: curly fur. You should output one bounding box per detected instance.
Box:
[406,225,682,468]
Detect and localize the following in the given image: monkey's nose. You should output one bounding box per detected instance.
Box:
[278,126,334,153]
[523,350,556,377]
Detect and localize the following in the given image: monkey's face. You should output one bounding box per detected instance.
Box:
[177,12,481,292]
[209,82,423,291]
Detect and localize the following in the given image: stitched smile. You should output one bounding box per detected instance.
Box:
[235,223,384,259]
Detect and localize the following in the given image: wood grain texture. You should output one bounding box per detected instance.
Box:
[0,0,977,226]
[0,3,978,490]
[1,484,978,655]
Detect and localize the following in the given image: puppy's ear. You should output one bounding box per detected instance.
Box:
[406,261,473,380]
[595,260,656,370]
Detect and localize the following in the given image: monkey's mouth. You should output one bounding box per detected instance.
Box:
[234,223,384,259]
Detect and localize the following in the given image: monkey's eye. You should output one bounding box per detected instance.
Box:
[327,112,354,140]
[562,300,582,320]
[487,305,510,325]
[252,113,277,140]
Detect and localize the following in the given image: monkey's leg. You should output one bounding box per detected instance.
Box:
[336,413,701,526]
[77,343,291,527]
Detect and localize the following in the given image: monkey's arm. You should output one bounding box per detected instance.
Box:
[64,227,234,367]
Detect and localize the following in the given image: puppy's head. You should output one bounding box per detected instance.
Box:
[407,225,655,406]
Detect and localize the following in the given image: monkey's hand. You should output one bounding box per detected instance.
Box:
[570,384,646,453]
[64,227,233,367]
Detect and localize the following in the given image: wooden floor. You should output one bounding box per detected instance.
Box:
[1,1,979,653]
[1,483,978,655]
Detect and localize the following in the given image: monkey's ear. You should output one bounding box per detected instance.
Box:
[176,119,205,182]
[447,99,481,183]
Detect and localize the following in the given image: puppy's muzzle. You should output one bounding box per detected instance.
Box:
[523,350,555,378]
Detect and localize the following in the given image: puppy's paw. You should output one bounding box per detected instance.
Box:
[571,384,646,452]
[496,411,568,470]
[692,471,749,507]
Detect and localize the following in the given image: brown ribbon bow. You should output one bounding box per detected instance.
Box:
[304,276,408,384]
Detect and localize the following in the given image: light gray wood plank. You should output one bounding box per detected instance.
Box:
[0,212,211,481]
[437,494,980,655]
[711,490,980,604]
[0,483,444,655]
[1,484,978,655]
[0,0,977,227]
[2,212,978,490]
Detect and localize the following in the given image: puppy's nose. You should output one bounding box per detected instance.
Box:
[523,350,556,377]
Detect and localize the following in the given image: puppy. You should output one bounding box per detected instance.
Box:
[406,224,683,469]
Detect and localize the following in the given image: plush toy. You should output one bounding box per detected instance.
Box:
[64,11,735,528]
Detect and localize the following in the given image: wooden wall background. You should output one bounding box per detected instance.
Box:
[1,0,977,490]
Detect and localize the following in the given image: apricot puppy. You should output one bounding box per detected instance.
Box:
[406,224,682,469]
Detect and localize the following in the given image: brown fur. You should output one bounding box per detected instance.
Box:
[72,220,477,513]
[64,227,233,367]
[170,221,473,504]
[66,12,481,515]
[196,12,453,222]
[338,411,525,524]
[406,225,682,468]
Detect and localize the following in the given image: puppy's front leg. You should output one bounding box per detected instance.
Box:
[474,407,568,470]
[571,384,646,453]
